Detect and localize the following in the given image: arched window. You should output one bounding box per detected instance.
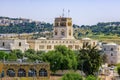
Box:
[39,68,47,77]
[7,69,15,77]
[1,71,4,77]
[18,68,26,77]
[54,29,58,35]
[111,53,113,56]
[28,69,37,77]
[61,29,65,36]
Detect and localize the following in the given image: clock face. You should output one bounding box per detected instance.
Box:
[68,22,72,26]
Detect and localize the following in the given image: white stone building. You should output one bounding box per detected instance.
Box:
[102,43,120,65]
[0,39,29,52]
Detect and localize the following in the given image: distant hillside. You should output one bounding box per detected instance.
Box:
[0,16,53,33]
[73,22,120,38]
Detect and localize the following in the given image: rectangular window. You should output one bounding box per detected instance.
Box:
[68,45,73,49]
[2,42,5,46]
[39,45,44,49]
[75,45,79,49]
[19,42,21,46]
[47,45,51,49]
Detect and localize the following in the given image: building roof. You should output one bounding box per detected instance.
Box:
[0,47,10,51]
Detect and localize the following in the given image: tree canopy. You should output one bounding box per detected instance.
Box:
[78,43,102,76]
[61,72,83,80]
[42,45,77,72]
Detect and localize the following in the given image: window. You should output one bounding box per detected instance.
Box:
[60,23,66,26]
[2,42,5,46]
[68,45,73,49]
[55,31,57,35]
[69,30,71,36]
[7,69,15,77]
[47,45,51,49]
[104,48,106,51]
[39,69,47,77]
[68,22,72,26]
[61,30,65,36]
[28,69,37,77]
[52,41,54,43]
[19,42,21,47]
[111,53,113,56]
[54,45,57,49]
[39,45,44,49]
[75,45,79,49]
[54,29,58,35]
[18,68,26,77]
[55,23,59,27]
[66,41,68,43]
[111,48,113,51]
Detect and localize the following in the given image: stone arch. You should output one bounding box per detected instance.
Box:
[61,29,65,36]
[39,68,48,77]
[18,68,26,77]
[28,68,37,77]
[7,68,15,77]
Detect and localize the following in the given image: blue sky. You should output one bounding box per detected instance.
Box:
[0,0,120,25]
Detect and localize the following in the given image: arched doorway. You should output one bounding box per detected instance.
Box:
[7,69,15,77]
[39,68,48,77]
[18,68,26,77]
[28,68,37,77]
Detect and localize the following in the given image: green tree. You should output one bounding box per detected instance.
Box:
[25,49,36,54]
[117,66,120,77]
[7,52,17,61]
[0,51,8,60]
[61,72,83,80]
[24,49,43,61]
[42,45,77,73]
[85,75,97,80]
[11,49,23,59]
[78,43,102,76]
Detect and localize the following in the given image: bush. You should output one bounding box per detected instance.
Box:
[85,75,97,80]
[61,72,83,80]
[117,66,120,76]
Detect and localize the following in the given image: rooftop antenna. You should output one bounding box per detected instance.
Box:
[62,9,65,17]
[68,9,70,17]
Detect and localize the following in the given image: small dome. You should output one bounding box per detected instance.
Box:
[106,43,117,45]
[38,37,46,40]
[82,37,91,40]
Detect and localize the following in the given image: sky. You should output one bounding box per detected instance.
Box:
[0,0,120,25]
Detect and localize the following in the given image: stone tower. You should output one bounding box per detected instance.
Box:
[53,17,74,39]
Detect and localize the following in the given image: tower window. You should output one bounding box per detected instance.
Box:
[55,31,57,35]
[60,23,66,26]
[2,42,5,46]
[111,48,113,51]
[61,30,65,36]
[19,42,21,47]
[69,30,71,36]
[68,22,72,26]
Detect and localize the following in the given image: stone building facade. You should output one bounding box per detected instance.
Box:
[0,62,50,80]
[102,43,120,65]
